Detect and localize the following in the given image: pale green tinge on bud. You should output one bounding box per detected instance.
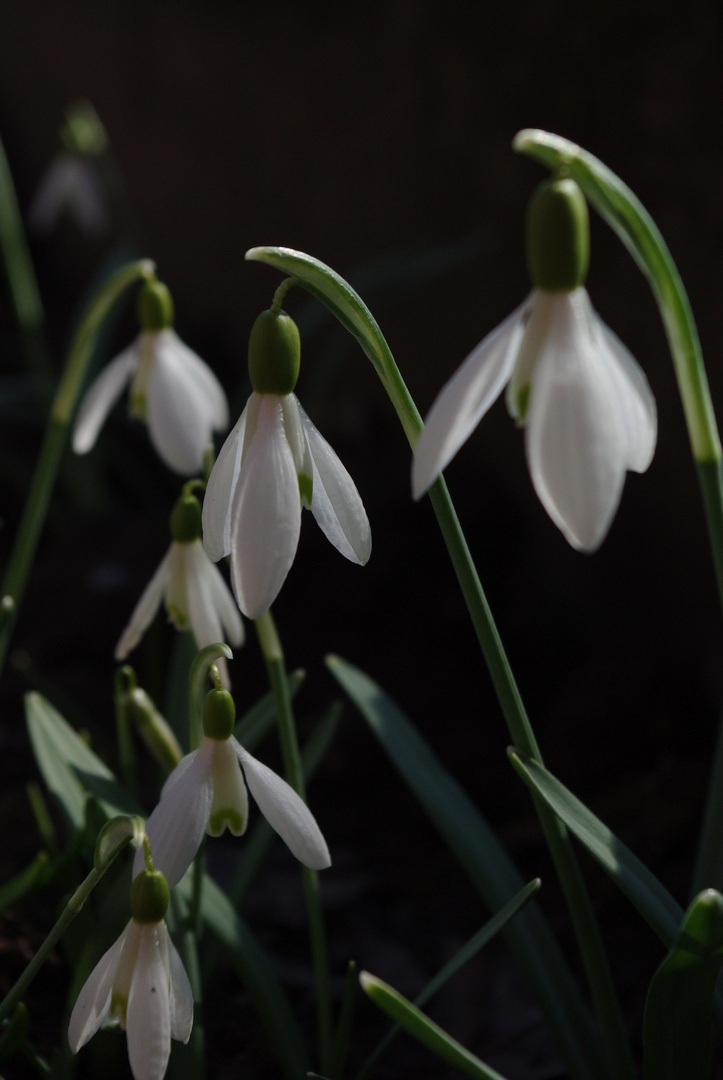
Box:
[526,177,589,292]
[248,309,300,395]
[137,279,175,332]
[117,677,183,773]
[169,493,202,544]
[202,687,236,741]
[129,869,170,924]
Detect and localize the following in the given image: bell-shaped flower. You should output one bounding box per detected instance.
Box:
[412,178,657,552]
[202,308,371,618]
[132,688,331,887]
[116,488,243,688]
[73,280,228,475]
[29,152,108,236]
[69,868,192,1080]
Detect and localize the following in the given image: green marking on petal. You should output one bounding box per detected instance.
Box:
[109,991,128,1027]
[298,471,313,508]
[514,383,531,425]
[129,393,147,419]
[167,604,188,630]
[208,808,245,836]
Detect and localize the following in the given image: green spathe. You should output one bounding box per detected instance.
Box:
[248,309,300,395]
[203,688,236,741]
[137,279,174,332]
[526,178,589,292]
[129,869,170,923]
[169,493,202,544]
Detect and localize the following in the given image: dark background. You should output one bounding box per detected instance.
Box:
[1,1,723,1077]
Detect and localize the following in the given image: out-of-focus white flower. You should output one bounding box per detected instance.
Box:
[116,490,243,688]
[132,688,331,887]
[29,153,108,236]
[73,280,228,475]
[202,309,370,618]
[412,179,657,552]
[68,871,192,1080]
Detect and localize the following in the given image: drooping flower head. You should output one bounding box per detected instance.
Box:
[202,305,371,618]
[115,484,243,688]
[132,686,331,888]
[69,860,193,1080]
[412,177,657,552]
[73,279,229,475]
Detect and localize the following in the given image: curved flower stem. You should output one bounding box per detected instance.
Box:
[254,609,332,1075]
[187,642,233,750]
[0,258,156,681]
[246,246,633,1080]
[512,130,723,897]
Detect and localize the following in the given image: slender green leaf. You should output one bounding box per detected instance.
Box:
[25,692,139,828]
[237,668,307,752]
[508,749,684,946]
[193,874,309,1080]
[326,654,607,1080]
[360,880,541,1078]
[0,853,49,916]
[360,972,509,1080]
[643,890,723,1080]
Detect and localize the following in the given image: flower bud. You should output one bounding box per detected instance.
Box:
[202,687,236,741]
[526,178,589,292]
[169,492,202,544]
[118,681,183,773]
[129,869,170,923]
[137,280,175,332]
[248,310,300,396]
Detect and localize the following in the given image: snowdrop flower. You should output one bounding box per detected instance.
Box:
[29,152,108,236]
[116,486,243,688]
[203,307,371,618]
[132,687,331,888]
[73,280,229,475]
[69,865,192,1080]
[412,178,657,552]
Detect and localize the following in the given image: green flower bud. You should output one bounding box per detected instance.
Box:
[170,493,202,543]
[137,280,175,332]
[119,684,183,773]
[202,687,236,741]
[248,310,300,396]
[129,869,170,924]
[526,178,589,292]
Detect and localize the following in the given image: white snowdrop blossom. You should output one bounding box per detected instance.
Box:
[73,280,228,475]
[68,913,193,1080]
[202,308,370,618]
[133,724,331,888]
[29,153,108,236]
[116,491,243,689]
[412,179,657,552]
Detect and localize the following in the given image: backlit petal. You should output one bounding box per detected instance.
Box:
[297,401,371,565]
[229,394,301,619]
[202,402,249,561]
[115,549,173,660]
[186,542,242,688]
[68,923,129,1051]
[167,936,194,1043]
[133,741,214,887]
[126,924,171,1080]
[234,740,331,869]
[72,346,138,454]
[412,300,527,499]
[595,319,657,473]
[525,291,627,551]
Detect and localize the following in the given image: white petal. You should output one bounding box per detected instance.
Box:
[297,400,371,565]
[115,549,173,660]
[229,394,302,619]
[207,738,249,836]
[68,923,128,1051]
[147,330,224,475]
[595,319,657,473]
[164,544,189,630]
[185,542,243,688]
[165,333,229,431]
[72,346,139,454]
[133,741,214,887]
[234,740,331,869]
[525,291,628,552]
[280,395,313,502]
[167,936,194,1043]
[411,300,527,499]
[126,924,171,1080]
[202,401,250,561]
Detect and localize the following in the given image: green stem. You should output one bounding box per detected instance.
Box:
[0,259,155,679]
[254,609,333,1075]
